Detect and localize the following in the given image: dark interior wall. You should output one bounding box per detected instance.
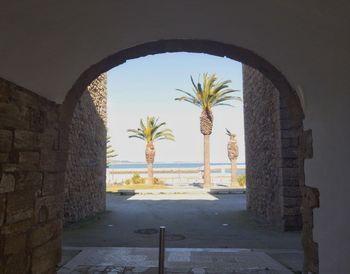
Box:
[243,65,302,231]
[63,74,107,224]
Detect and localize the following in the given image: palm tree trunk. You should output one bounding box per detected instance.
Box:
[203,134,211,188]
[147,163,154,185]
[145,142,155,185]
[230,159,237,187]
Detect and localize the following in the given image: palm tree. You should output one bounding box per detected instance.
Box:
[127,116,175,184]
[175,73,241,188]
[226,129,239,187]
[106,136,117,168]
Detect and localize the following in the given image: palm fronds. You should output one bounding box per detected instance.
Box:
[175,73,241,110]
[127,116,175,143]
[225,128,236,138]
[106,136,117,167]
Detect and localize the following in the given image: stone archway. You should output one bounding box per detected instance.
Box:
[60,39,318,273]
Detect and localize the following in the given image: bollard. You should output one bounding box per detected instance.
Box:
[158,226,165,274]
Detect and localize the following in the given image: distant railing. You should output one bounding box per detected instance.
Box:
[106,165,245,185]
[109,168,222,174]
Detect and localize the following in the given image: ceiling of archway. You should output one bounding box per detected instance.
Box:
[0,1,349,103]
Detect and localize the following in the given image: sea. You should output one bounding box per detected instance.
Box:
[108,162,246,170]
[107,162,245,185]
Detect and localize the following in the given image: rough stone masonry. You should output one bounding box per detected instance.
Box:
[243,65,302,231]
[64,74,107,224]
[0,77,62,273]
[0,74,107,273]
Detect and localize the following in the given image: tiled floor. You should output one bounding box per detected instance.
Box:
[58,247,295,274]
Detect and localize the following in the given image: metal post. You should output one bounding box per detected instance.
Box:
[158,226,165,274]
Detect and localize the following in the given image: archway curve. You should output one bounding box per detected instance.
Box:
[60,39,304,126]
[59,39,315,272]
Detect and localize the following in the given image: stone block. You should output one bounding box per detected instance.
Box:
[14,130,40,150]
[45,106,59,125]
[15,171,43,199]
[4,252,30,274]
[301,186,319,208]
[29,108,46,132]
[1,219,33,234]
[31,246,61,274]
[6,208,34,224]
[4,233,26,255]
[31,237,61,274]
[40,150,59,172]
[0,152,9,163]
[0,129,12,152]
[0,173,15,193]
[30,219,61,248]
[40,129,59,150]
[6,191,34,224]
[18,151,40,170]
[8,86,38,106]
[0,103,28,129]
[35,195,62,223]
[2,164,19,173]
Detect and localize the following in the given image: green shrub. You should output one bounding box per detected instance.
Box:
[237,175,246,187]
[130,173,145,184]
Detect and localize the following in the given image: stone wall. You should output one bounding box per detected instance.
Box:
[63,74,107,224]
[0,77,62,273]
[243,65,302,231]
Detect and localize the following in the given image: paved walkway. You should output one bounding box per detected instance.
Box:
[63,193,303,272]
[64,193,302,250]
[58,247,294,274]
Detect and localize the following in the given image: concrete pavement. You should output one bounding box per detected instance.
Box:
[63,193,302,250]
[62,193,303,272]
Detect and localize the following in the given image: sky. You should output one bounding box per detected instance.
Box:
[107,52,245,163]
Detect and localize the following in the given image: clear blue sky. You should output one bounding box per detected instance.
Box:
[107,52,245,163]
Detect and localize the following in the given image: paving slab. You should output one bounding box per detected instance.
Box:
[58,247,293,274]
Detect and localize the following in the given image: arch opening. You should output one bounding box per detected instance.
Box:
[59,39,317,273]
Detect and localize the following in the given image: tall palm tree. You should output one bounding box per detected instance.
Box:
[226,129,239,187]
[175,73,241,188]
[127,116,175,184]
